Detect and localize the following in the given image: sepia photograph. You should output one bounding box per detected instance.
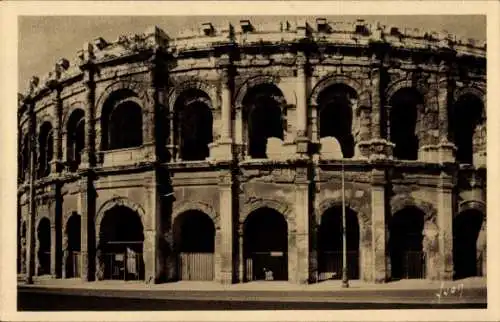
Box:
[2,1,499,321]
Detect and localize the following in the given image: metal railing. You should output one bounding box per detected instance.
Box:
[68,251,81,278]
[178,252,214,281]
[318,251,359,281]
[401,251,426,279]
[37,251,51,275]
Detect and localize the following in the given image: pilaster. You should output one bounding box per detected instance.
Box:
[295,52,310,157]
[143,174,164,283]
[217,170,234,284]
[293,165,310,284]
[370,168,389,283]
[79,172,96,282]
[436,171,454,280]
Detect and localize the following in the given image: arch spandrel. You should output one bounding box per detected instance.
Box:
[172,201,219,229]
[316,197,371,231]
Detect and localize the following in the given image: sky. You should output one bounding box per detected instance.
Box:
[18,15,486,92]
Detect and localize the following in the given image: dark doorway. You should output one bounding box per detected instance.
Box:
[389,207,425,279]
[318,84,356,158]
[453,209,484,279]
[173,210,215,280]
[66,214,81,278]
[108,102,143,150]
[243,84,285,159]
[389,88,422,161]
[98,206,144,281]
[244,208,288,281]
[318,206,360,281]
[451,94,484,164]
[37,218,51,276]
[179,100,213,161]
[38,122,54,178]
[66,109,85,171]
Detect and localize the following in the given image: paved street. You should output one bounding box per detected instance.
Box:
[18,278,487,310]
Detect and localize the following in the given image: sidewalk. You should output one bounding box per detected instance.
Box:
[18,274,487,292]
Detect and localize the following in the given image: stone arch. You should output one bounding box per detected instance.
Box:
[385,78,426,103]
[168,79,218,113]
[36,115,54,136]
[454,86,486,105]
[95,197,146,234]
[35,214,51,233]
[63,211,80,233]
[240,197,291,225]
[234,75,285,110]
[390,195,437,224]
[309,74,367,107]
[172,201,219,229]
[317,197,371,231]
[62,101,86,131]
[458,200,486,216]
[95,80,145,121]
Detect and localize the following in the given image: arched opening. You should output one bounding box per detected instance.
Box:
[318,84,357,158]
[65,214,81,278]
[109,101,143,150]
[38,122,53,178]
[66,109,85,171]
[98,206,144,281]
[451,94,484,164]
[389,207,425,279]
[318,206,360,281]
[389,88,422,161]
[453,209,484,279]
[244,208,288,281]
[173,210,215,280]
[20,134,29,182]
[174,90,213,161]
[243,84,285,159]
[37,217,51,276]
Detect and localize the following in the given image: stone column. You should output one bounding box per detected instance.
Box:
[35,236,40,276]
[217,171,234,284]
[79,174,95,282]
[143,54,159,162]
[371,168,388,283]
[143,175,164,283]
[25,98,37,284]
[238,223,244,283]
[436,172,454,280]
[296,53,308,141]
[293,166,310,284]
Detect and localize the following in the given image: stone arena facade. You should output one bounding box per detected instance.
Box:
[17,18,487,285]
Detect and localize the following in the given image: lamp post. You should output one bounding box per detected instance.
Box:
[341,158,349,288]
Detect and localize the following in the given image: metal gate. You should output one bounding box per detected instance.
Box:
[178,253,214,281]
[38,251,51,275]
[245,251,288,281]
[402,251,426,279]
[102,252,144,280]
[318,251,359,281]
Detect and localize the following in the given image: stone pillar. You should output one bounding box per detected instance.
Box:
[25,98,37,284]
[79,174,95,282]
[50,89,63,174]
[143,175,164,283]
[35,236,40,276]
[142,87,157,161]
[238,223,244,283]
[296,53,308,140]
[211,69,234,161]
[368,66,394,160]
[61,235,68,278]
[293,166,310,284]
[50,222,57,277]
[437,62,456,163]
[371,168,388,283]
[217,171,234,284]
[79,45,96,169]
[436,172,454,280]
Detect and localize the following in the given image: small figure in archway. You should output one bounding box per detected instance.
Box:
[263,267,274,281]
